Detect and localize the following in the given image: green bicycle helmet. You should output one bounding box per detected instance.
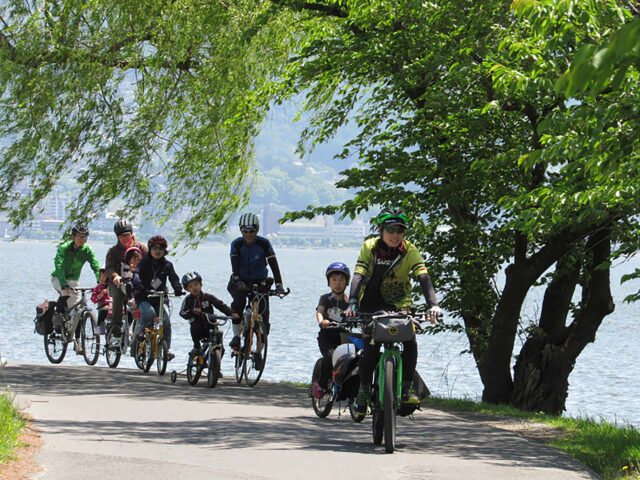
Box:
[375,208,409,228]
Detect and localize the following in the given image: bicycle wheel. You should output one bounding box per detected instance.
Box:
[105,325,121,368]
[383,358,397,453]
[234,347,244,384]
[44,330,67,364]
[156,339,168,376]
[187,351,203,386]
[244,323,268,387]
[81,311,100,366]
[143,335,154,373]
[311,358,333,417]
[132,337,145,371]
[207,348,222,388]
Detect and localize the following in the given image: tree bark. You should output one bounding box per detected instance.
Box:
[510,228,615,414]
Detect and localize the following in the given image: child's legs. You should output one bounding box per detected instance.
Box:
[190,322,207,349]
[317,335,339,387]
[97,309,107,326]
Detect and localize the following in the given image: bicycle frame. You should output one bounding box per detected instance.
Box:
[145,291,166,359]
[57,289,92,343]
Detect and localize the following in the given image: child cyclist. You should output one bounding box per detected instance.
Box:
[133,235,184,361]
[311,262,351,399]
[91,267,111,335]
[179,272,239,356]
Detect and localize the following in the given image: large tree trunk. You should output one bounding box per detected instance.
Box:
[511,228,615,414]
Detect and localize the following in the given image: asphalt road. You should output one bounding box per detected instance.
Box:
[3,362,596,480]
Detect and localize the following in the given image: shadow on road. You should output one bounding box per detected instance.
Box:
[2,363,591,474]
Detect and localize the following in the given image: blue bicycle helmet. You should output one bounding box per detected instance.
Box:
[325,262,350,286]
[181,271,202,289]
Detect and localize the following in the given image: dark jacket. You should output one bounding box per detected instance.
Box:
[179,293,233,325]
[105,241,148,281]
[133,255,182,307]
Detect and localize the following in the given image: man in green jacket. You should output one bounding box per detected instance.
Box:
[50,224,101,317]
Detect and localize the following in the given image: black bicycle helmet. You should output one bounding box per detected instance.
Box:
[374,208,409,228]
[71,224,89,236]
[181,271,202,289]
[113,219,133,235]
[325,262,350,286]
[147,235,168,251]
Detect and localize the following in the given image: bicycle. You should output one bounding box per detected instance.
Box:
[134,291,172,376]
[104,299,139,369]
[232,278,290,386]
[310,319,364,422]
[359,311,429,454]
[170,314,230,388]
[43,287,100,366]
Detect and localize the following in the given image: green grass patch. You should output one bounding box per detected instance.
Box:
[0,393,26,464]
[425,396,640,479]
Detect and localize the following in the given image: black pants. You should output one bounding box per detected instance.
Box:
[228,286,270,333]
[190,321,208,349]
[358,338,417,387]
[97,309,108,326]
[317,332,341,387]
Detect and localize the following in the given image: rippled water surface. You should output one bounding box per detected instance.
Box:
[0,240,638,426]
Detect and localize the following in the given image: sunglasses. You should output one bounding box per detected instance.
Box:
[241,228,257,234]
[384,225,406,234]
[150,245,165,251]
[74,234,89,240]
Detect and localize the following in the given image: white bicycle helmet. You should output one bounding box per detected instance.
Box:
[332,343,357,367]
[238,212,260,230]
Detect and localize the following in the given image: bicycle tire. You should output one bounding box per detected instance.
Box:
[349,397,365,423]
[244,323,268,387]
[383,358,397,453]
[44,330,67,364]
[311,358,333,417]
[143,335,154,373]
[187,351,202,386]
[207,348,222,389]
[105,326,121,368]
[132,337,145,371]
[156,339,168,376]
[81,310,100,366]
[234,348,244,384]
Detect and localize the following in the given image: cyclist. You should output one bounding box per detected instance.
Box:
[179,271,238,356]
[90,267,111,335]
[311,262,351,399]
[104,220,147,336]
[133,235,183,361]
[50,224,101,352]
[227,213,285,351]
[345,208,441,414]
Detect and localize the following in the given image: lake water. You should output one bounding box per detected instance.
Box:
[0,240,638,426]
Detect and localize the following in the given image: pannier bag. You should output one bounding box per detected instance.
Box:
[34,300,56,335]
[371,314,416,343]
[398,369,431,417]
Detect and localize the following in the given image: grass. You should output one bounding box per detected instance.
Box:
[425,396,640,480]
[0,392,26,464]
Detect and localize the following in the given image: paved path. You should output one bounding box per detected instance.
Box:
[3,363,596,480]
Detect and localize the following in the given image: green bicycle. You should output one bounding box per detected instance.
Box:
[360,311,429,454]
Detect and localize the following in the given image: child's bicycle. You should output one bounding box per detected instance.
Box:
[134,291,172,376]
[104,299,139,368]
[359,311,430,454]
[40,287,100,366]
[232,278,290,387]
[310,319,364,422]
[170,314,230,388]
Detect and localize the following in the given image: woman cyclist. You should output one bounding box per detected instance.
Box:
[345,208,441,414]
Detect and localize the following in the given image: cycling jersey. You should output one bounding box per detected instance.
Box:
[229,235,276,283]
[51,240,101,286]
[354,236,428,310]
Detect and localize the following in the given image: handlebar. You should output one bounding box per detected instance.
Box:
[205,314,230,326]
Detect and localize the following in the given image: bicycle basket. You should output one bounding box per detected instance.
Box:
[34,300,55,335]
[371,315,415,343]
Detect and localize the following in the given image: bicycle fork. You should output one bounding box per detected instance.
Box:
[377,348,403,407]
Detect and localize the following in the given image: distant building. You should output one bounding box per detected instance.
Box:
[261,203,288,236]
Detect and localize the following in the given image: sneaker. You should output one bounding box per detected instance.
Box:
[74,339,83,355]
[401,385,420,405]
[167,352,175,361]
[355,385,370,414]
[229,335,240,350]
[253,352,263,371]
[311,380,324,399]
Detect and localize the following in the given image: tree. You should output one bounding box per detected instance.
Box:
[0,0,294,246]
[276,0,639,413]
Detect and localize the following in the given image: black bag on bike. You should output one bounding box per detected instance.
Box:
[371,316,416,343]
[34,301,56,335]
[397,370,431,417]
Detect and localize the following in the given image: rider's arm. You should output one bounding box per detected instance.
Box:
[104,246,118,282]
[418,273,438,307]
[166,263,183,296]
[267,256,283,285]
[348,273,365,304]
[52,242,68,286]
[179,295,193,320]
[208,294,234,317]
[229,238,241,278]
